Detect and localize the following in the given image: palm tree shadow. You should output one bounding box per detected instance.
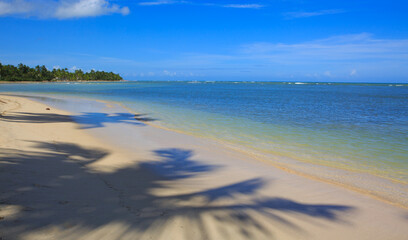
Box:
[0,143,355,239]
[141,148,218,179]
[73,112,154,129]
[0,111,73,123]
[0,111,157,129]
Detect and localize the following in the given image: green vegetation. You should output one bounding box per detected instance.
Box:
[0,62,123,82]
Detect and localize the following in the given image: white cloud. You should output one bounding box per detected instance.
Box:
[128,70,202,79]
[0,0,32,15]
[163,70,177,76]
[163,33,408,80]
[285,9,344,19]
[55,0,129,19]
[222,4,264,9]
[240,33,408,63]
[0,0,130,18]
[138,1,178,6]
[138,1,264,9]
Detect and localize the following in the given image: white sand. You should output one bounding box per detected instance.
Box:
[1,94,407,240]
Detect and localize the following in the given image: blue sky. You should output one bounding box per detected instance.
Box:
[1,0,408,82]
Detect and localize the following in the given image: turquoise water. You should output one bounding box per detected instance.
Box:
[1,81,408,183]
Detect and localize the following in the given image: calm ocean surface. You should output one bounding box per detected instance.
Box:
[1,81,408,183]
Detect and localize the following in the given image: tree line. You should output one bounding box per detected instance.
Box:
[0,63,123,82]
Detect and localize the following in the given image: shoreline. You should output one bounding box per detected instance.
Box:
[111,98,408,208]
[7,92,406,209]
[1,94,408,239]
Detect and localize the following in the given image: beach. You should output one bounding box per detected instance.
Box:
[1,94,408,240]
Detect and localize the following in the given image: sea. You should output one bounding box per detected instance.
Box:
[1,81,407,185]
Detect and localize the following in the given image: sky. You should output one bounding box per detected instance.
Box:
[0,0,408,82]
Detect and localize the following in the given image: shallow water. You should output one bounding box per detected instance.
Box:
[1,81,407,183]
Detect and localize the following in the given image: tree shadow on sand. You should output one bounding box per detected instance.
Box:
[73,112,157,129]
[0,142,355,240]
[0,111,157,129]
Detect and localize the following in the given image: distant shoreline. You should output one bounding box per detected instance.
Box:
[0,63,124,82]
[0,79,127,84]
